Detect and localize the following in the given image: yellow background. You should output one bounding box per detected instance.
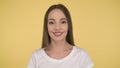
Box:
[0,0,120,68]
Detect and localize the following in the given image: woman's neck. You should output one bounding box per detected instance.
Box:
[46,40,72,52]
[45,40,73,59]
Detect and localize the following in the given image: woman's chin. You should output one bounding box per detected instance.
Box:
[52,38,65,42]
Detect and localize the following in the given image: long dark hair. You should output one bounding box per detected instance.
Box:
[42,4,74,48]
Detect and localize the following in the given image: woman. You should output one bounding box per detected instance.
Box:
[27,4,94,68]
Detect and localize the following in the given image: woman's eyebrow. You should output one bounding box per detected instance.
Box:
[60,18,67,20]
[48,18,66,21]
[48,18,55,20]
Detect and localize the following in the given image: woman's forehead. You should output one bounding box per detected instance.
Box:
[48,9,66,19]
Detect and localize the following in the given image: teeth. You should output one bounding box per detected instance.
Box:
[53,32,62,36]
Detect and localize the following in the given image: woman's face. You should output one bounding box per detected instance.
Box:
[47,9,68,42]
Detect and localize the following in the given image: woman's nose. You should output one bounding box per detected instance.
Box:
[55,23,61,30]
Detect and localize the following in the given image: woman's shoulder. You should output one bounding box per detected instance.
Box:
[74,46,87,53]
[30,48,44,57]
[74,46,94,67]
[73,46,91,57]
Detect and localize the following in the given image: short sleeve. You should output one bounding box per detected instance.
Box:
[27,51,36,68]
[81,49,94,68]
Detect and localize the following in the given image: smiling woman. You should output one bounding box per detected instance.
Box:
[47,9,68,42]
[27,4,94,68]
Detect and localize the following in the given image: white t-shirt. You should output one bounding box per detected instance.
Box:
[27,46,94,68]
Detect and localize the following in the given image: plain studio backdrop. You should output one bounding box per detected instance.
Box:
[0,0,120,68]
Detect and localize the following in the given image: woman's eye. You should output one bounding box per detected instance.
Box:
[61,21,67,24]
[48,21,54,24]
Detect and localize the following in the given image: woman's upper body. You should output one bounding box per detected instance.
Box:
[27,46,93,68]
[27,4,94,68]
[27,46,94,68]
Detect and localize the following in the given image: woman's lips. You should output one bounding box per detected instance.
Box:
[53,32,63,37]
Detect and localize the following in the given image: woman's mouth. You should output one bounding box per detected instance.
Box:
[53,32,63,37]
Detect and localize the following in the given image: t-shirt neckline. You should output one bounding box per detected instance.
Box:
[42,46,76,63]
